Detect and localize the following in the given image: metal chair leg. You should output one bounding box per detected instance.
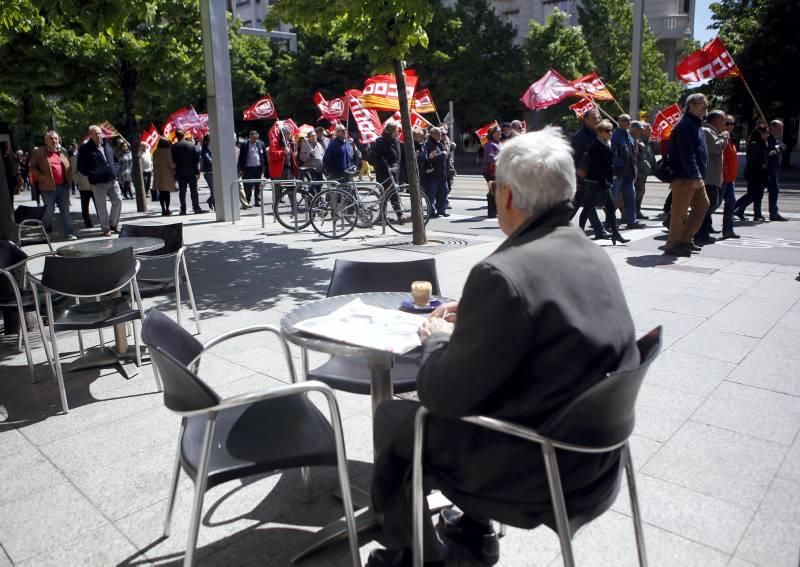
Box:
[181,255,201,335]
[184,418,216,567]
[132,320,142,367]
[31,295,55,379]
[174,256,183,329]
[497,522,507,538]
[16,307,36,383]
[542,444,575,567]
[412,407,428,567]
[624,445,649,567]
[163,421,185,538]
[301,466,312,501]
[44,292,69,413]
[97,297,105,346]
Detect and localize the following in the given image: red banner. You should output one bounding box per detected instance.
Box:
[360,70,419,111]
[313,91,348,121]
[140,123,159,153]
[676,37,738,86]
[652,103,682,140]
[346,89,382,144]
[382,111,432,141]
[243,95,278,121]
[571,72,615,101]
[412,88,436,114]
[474,121,499,145]
[569,98,597,118]
[82,120,122,144]
[520,69,578,110]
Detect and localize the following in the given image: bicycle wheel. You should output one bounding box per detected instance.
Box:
[310,189,358,238]
[381,187,431,235]
[273,184,313,231]
[354,186,382,229]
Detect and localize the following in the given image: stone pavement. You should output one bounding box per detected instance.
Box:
[1,190,799,566]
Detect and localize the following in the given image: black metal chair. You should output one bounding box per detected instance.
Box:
[141,309,359,567]
[14,205,52,250]
[0,241,55,382]
[28,247,149,413]
[303,258,441,395]
[119,223,201,334]
[411,327,663,567]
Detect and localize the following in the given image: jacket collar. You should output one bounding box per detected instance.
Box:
[496,200,575,252]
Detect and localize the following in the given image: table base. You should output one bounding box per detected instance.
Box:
[67,345,146,379]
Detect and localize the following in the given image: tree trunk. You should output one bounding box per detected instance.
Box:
[119,59,139,143]
[394,59,427,245]
[21,94,33,150]
[132,146,147,213]
[0,157,18,243]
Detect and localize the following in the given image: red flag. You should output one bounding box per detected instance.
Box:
[140,123,159,153]
[412,88,436,114]
[188,113,209,141]
[652,103,682,140]
[383,111,432,141]
[474,121,499,145]
[520,69,578,110]
[243,94,278,121]
[82,120,122,144]
[569,98,597,118]
[313,92,348,121]
[570,73,615,101]
[676,38,739,86]
[360,70,419,111]
[346,89,382,144]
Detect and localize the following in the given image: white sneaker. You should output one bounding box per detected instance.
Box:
[66,234,78,241]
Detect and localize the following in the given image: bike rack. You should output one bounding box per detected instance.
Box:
[228,178,275,226]
[350,180,390,235]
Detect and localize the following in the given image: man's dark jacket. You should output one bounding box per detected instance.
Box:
[372,202,639,529]
[76,139,117,185]
[237,140,267,174]
[322,137,352,178]
[374,134,401,183]
[571,125,596,172]
[767,134,786,176]
[669,113,707,180]
[171,140,200,178]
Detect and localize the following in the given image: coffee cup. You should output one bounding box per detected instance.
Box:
[411,281,432,307]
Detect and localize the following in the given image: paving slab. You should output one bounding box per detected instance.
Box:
[735,478,800,567]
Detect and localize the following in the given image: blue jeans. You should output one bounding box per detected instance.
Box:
[612,177,636,224]
[697,184,720,239]
[721,181,737,232]
[41,184,74,237]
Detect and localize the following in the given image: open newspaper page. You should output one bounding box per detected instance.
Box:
[294,298,425,354]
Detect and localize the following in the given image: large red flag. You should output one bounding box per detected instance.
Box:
[346,89,382,144]
[243,95,278,121]
[569,98,597,118]
[140,123,159,153]
[652,103,682,140]
[520,69,578,110]
[676,38,738,86]
[474,121,499,145]
[313,92,348,121]
[360,70,419,111]
[412,88,436,114]
[570,73,615,101]
[82,120,122,144]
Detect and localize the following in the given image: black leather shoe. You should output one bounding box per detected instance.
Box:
[636,212,650,220]
[709,227,721,234]
[753,215,766,222]
[694,235,716,246]
[664,244,691,257]
[593,232,612,240]
[770,215,788,222]
[721,231,740,239]
[734,209,745,221]
[438,507,500,565]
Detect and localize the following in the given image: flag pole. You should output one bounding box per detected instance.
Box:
[598,83,627,115]
[737,72,768,125]
[579,94,618,127]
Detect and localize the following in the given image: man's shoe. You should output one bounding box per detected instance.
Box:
[664,244,691,257]
[770,214,788,222]
[754,215,767,222]
[708,227,721,234]
[441,212,451,217]
[734,209,745,221]
[110,226,119,234]
[624,222,646,230]
[694,235,715,246]
[636,212,650,220]
[103,231,112,237]
[179,209,187,215]
[721,230,740,239]
[84,222,93,229]
[430,213,440,219]
[65,234,78,241]
[438,507,500,565]
[193,208,207,214]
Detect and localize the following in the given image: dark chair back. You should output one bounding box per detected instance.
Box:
[326,259,441,298]
[0,240,28,297]
[41,247,137,296]
[142,309,220,413]
[540,327,662,449]
[119,223,183,256]
[14,205,46,223]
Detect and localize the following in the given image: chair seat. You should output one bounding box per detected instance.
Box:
[307,353,421,395]
[0,291,64,312]
[52,296,141,331]
[181,394,338,490]
[134,278,176,298]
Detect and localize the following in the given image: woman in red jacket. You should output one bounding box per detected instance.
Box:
[720,115,740,239]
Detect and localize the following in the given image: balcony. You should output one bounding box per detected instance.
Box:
[649,14,692,39]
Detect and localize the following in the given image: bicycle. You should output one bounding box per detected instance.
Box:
[271,177,314,231]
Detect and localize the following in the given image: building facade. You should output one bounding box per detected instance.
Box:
[442,0,694,78]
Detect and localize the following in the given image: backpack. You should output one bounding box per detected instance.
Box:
[652,155,675,183]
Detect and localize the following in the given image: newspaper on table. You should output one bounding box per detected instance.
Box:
[294,298,426,354]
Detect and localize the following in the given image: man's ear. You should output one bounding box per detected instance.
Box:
[500,183,514,211]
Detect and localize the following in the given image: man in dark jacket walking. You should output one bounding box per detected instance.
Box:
[367,128,639,567]
[171,130,203,214]
[766,120,788,221]
[322,124,353,181]
[570,109,601,220]
[77,125,122,237]
[664,93,710,257]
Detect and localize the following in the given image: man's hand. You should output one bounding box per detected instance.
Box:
[418,317,454,339]
[430,301,458,322]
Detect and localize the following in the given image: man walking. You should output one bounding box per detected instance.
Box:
[611,114,642,230]
[664,93,710,257]
[29,130,76,240]
[171,130,203,214]
[695,110,729,245]
[570,109,601,221]
[77,125,122,237]
[767,120,788,221]
[237,130,267,207]
[322,124,353,181]
[720,115,740,239]
[633,122,657,220]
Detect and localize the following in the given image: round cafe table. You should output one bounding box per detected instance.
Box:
[56,236,164,378]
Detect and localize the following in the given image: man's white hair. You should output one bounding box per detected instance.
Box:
[495,127,575,215]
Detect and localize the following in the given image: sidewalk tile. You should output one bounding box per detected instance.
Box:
[633,309,706,338]
[16,524,138,567]
[778,437,800,484]
[702,295,795,338]
[0,449,67,507]
[644,350,735,396]
[671,328,758,364]
[736,478,800,567]
[656,294,729,318]
[719,262,777,277]
[727,349,800,396]
[634,384,705,442]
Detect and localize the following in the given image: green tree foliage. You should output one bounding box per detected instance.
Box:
[409,0,526,130]
[578,0,682,113]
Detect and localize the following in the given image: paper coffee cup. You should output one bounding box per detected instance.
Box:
[411,281,432,306]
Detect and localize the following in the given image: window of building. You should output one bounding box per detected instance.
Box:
[242,19,252,27]
[679,0,691,14]
[543,0,576,21]
[235,0,249,6]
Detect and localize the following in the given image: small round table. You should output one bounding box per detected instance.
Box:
[57,236,164,257]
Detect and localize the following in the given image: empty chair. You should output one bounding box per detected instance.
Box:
[119,222,201,333]
[14,205,52,250]
[0,240,54,382]
[304,258,441,395]
[141,309,359,567]
[412,327,663,567]
[28,247,149,413]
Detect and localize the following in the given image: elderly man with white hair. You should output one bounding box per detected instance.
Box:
[367,128,639,567]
